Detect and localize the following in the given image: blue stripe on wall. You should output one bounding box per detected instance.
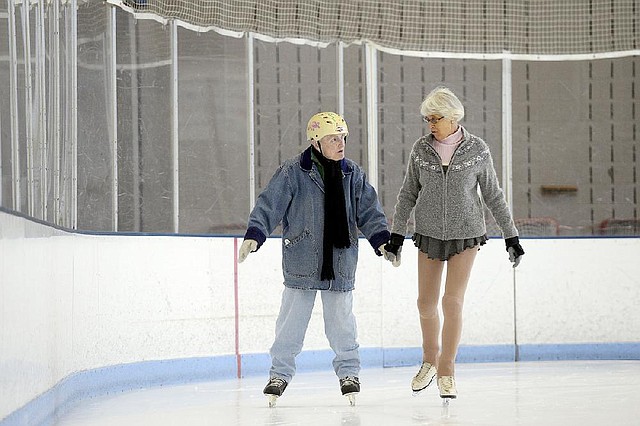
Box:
[2,343,639,426]
[518,343,640,361]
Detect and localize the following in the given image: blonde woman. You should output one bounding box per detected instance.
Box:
[384,87,524,401]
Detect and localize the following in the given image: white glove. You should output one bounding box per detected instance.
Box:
[507,246,522,268]
[505,237,524,268]
[379,244,401,267]
[238,239,258,263]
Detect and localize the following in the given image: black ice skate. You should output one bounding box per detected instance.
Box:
[263,377,288,407]
[339,376,360,406]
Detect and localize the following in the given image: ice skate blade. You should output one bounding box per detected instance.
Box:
[441,402,450,418]
[266,394,279,408]
[440,396,455,407]
[411,377,435,396]
[411,385,429,396]
[343,392,357,406]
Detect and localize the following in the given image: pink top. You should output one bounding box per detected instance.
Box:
[433,126,463,165]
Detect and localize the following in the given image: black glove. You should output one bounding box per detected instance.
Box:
[505,236,525,268]
[383,233,405,267]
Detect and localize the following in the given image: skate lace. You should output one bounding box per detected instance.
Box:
[342,376,360,386]
[415,362,433,380]
[440,376,454,391]
[270,378,286,388]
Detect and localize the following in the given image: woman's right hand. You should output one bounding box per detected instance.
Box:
[383,233,405,267]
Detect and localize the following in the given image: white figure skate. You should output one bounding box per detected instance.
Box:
[437,376,457,407]
[411,362,437,396]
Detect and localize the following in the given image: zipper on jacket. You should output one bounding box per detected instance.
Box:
[442,166,447,240]
[431,136,466,241]
[425,141,448,240]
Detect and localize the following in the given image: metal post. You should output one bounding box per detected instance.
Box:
[502,51,518,361]
[52,0,62,224]
[8,0,21,210]
[0,89,2,205]
[37,0,48,220]
[108,4,118,231]
[63,0,70,227]
[171,20,179,233]
[247,33,255,210]
[21,0,34,215]
[501,52,513,213]
[70,0,78,229]
[364,43,379,190]
[336,41,344,116]
[129,16,141,231]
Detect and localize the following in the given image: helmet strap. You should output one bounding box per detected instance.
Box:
[311,139,324,156]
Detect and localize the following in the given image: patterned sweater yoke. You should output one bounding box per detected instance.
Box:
[391,127,518,241]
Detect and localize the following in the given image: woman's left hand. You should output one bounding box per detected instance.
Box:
[505,237,524,268]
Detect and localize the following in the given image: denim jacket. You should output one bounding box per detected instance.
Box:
[391,127,518,240]
[244,146,390,291]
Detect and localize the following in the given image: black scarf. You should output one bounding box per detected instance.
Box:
[312,147,351,280]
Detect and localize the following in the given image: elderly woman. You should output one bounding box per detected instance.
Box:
[384,86,524,401]
[239,112,392,407]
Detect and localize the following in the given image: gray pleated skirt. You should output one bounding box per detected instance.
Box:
[413,233,488,261]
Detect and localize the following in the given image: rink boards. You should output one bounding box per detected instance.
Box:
[1,209,639,424]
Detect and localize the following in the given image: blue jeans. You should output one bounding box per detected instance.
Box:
[269,287,360,382]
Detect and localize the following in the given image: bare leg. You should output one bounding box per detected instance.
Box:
[438,246,479,377]
[417,251,445,366]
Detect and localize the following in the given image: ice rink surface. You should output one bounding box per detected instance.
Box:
[55,360,640,426]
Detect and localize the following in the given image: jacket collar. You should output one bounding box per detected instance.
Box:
[300,146,351,174]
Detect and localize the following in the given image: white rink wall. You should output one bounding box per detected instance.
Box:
[1,210,640,422]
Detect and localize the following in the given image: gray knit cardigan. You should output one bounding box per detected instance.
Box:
[391,127,518,240]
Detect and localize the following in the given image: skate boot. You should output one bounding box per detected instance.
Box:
[411,362,437,394]
[263,377,288,407]
[339,376,360,406]
[437,376,457,406]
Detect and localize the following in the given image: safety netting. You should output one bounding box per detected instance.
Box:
[111,0,639,55]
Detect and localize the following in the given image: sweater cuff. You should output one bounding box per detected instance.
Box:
[369,230,391,256]
[244,226,267,250]
[504,236,520,249]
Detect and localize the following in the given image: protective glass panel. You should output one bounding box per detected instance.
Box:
[512,58,640,236]
[58,2,72,228]
[116,10,172,233]
[343,44,369,179]
[2,2,638,239]
[76,2,113,231]
[44,2,65,225]
[177,28,248,235]
[252,40,338,195]
[30,3,48,221]
[15,3,37,215]
[0,2,11,207]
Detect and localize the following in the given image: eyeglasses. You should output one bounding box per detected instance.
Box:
[423,116,445,125]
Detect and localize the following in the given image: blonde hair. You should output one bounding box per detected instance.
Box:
[420,86,465,122]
